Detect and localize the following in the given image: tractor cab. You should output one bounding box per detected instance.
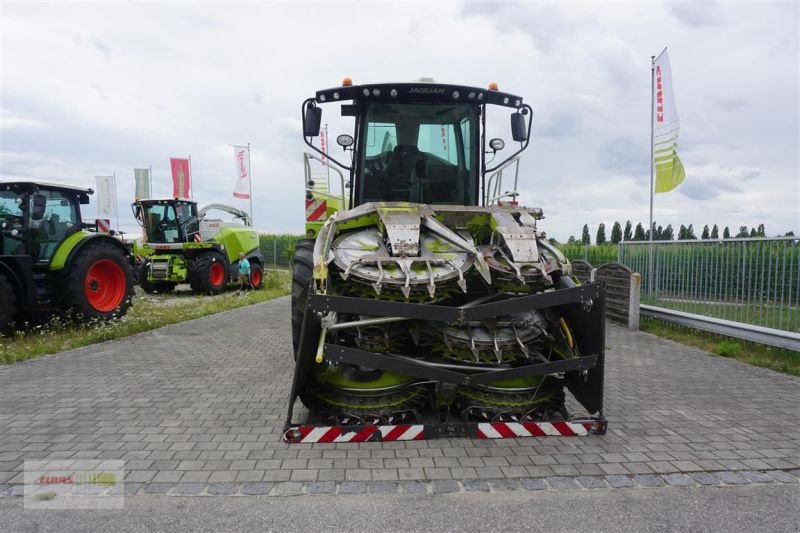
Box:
[302,79,531,213]
[0,182,90,265]
[132,199,199,244]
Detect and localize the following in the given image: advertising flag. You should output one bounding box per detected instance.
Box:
[170,158,191,198]
[653,49,686,193]
[232,145,251,199]
[134,168,150,200]
[319,125,327,164]
[95,175,116,218]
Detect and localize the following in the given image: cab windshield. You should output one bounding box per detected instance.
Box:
[358,103,478,206]
[141,202,196,243]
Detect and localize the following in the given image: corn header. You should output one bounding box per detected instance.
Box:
[285,79,606,443]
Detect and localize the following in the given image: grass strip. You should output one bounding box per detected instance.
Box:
[0,270,291,365]
[640,317,799,377]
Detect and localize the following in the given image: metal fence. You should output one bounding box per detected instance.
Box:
[259,236,301,270]
[619,237,800,335]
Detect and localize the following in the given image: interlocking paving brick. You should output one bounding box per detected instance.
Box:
[462,479,490,492]
[767,470,798,483]
[662,473,692,487]
[715,471,749,485]
[634,474,665,487]
[368,481,397,494]
[2,298,799,496]
[431,480,460,494]
[689,472,720,486]
[143,483,173,494]
[206,482,236,495]
[740,470,775,483]
[605,475,635,488]
[338,481,367,495]
[172,483,206,495]
[488,479,519,491]
[547,477,579,490]
[576,476,607,489]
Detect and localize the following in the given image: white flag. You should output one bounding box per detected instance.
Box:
[653,48,685,193]
[232,145,251,199]
[134,168,150,200]
[95,175,117,218]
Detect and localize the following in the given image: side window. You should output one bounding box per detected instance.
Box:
[366,123,397,157]
[417,124,458,165]
[43,191,78,229]
[31,190,78,262]
[460,118,472,170]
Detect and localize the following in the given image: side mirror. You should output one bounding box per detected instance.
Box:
[31,194,47,220]
[511,113,527,142]
[337,134,354,150]
[304,106,322,137]
[489,138,505,153]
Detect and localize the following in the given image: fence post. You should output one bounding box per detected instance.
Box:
[273,240,277,269]
[629,272,641,331]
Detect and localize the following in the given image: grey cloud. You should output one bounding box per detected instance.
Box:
[667,3,721,28]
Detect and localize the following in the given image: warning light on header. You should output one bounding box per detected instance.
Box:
[488,82,499,91]
[342,77,353,86]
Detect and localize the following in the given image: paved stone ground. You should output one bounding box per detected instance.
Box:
[0,296,798,497]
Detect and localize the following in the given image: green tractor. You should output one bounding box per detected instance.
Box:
[0,181,135,334]
[132,199,263,294]
[284,79,606,443]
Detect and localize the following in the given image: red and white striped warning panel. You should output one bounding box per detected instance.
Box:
[284,424,425,443]
[95,219,111,233]
[193,233,202,242]
[284,419,606,443]
[476,421,599,438]
[305,198,327,222]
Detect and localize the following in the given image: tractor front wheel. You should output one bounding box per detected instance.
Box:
[0,273,16,335]
[63,241,134,320]
[189,252,228,295]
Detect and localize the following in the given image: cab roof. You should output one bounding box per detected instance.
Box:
[315,82,524,109]
[0,180,93,195]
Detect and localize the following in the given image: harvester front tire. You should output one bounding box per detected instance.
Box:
[62,241,135,321]
[0,273,16,335]
[190,252,228,295]
[138,262,177,294]
[250,261,264,290]
[291,240,314,354]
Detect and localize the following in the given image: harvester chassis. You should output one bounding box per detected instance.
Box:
[284,281,607,443]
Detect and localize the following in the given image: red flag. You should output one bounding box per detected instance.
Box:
[170,158,191,198]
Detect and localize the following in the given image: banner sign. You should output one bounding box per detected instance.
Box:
[170,158,191,198]
[319,125,327,164]
[95,175,116,218]
[232,145,250,199]
[653,49,685,193]
[134,168,150,200]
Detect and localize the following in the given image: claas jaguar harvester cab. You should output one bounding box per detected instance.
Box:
[284,78,606,443]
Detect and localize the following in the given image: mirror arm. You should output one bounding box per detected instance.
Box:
[485,104,532,173]
[302,98,352,171]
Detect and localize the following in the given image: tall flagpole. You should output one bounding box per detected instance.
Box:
[114,172,120,232]
[188,155,193,199]
[648,54,656,299]
[247,142,254,227]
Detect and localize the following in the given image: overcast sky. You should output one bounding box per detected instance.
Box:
[1,1,798,240]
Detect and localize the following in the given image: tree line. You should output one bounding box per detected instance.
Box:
[567,222,795,245]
